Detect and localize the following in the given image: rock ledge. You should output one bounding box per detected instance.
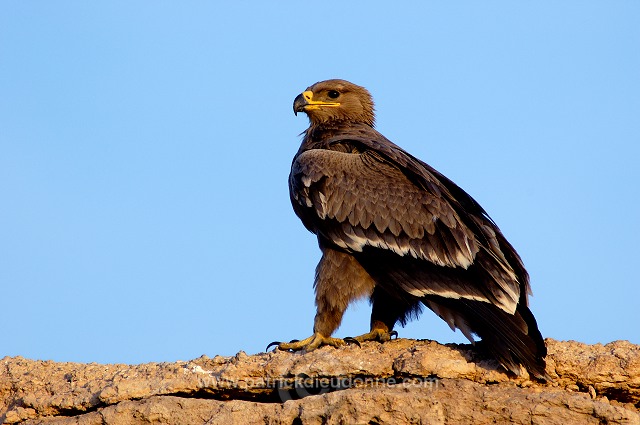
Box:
[1,339,639,424]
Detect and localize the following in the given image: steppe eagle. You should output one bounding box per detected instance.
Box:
[270,79,548,380]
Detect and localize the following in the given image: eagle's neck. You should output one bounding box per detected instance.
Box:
[300,122,374,152]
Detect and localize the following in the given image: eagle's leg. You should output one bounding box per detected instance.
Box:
[273,245,375,352]
[352,285,413,343]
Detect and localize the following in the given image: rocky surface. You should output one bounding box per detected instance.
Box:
[1,339,639,424]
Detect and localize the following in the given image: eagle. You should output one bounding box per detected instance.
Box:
[270,79,548,380]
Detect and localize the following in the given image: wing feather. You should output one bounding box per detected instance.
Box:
[292,148,479,266]
[290,132,525,314]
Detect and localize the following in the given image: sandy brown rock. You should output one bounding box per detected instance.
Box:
[1,339,639,424]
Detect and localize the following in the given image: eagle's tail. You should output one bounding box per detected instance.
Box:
[424,297,550,381]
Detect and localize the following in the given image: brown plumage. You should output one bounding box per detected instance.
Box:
[279,79,548,380]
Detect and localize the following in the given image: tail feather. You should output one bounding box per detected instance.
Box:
[424,296,549,380]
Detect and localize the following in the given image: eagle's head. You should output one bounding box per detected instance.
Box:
[293,79,375,127]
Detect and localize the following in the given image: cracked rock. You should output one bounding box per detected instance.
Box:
[1,339,639,424]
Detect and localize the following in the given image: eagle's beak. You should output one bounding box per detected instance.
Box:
[293,90,340,116]
[293,93,307,116]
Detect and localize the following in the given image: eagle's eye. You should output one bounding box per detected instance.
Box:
[327,90,340,99]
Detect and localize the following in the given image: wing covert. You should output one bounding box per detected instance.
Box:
[290,148,479,269]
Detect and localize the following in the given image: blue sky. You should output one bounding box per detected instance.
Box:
[1,2,638,364]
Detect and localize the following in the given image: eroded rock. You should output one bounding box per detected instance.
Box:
[1,339,638,424]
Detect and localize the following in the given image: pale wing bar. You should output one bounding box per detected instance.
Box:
[291,148,523,312]
[291,149,478,267]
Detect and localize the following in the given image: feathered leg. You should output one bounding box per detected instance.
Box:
[351,285,421,343]
[271,244,375,352]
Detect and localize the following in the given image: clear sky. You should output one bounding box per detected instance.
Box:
[1,2,638,364]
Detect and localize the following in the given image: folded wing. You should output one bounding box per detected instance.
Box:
[290,143,524,314]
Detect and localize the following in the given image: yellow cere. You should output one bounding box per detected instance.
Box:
[302,90,340,110]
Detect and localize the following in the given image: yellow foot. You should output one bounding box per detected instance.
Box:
[352,328,398,343]
[266,333,347,352]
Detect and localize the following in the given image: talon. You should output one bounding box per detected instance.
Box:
[266,341,282,352]
[268,333,346,352]
[343,337,361,347]
[353,328,397,343]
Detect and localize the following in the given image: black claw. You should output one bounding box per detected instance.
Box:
[344,337,361,347]
[265,341,281,352]
[389,331,398,340]
[289,339,300,344]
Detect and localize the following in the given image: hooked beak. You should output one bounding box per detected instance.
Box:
[293,93,307,116]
